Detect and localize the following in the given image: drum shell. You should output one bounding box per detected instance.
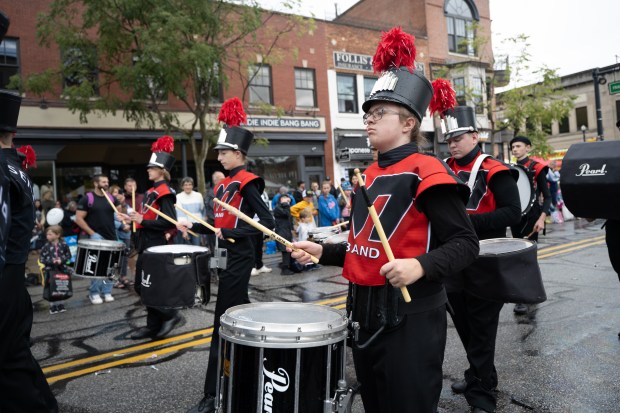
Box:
[464,238,546,304]
[74,239,125,278]
[308,228,338,244]
[217,303,348,413]
[560,141,620,220]
[140,246,210,309]
[512,164,535,216]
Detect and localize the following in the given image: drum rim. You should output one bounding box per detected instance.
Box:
[219,302,348,348]
[145,245,209,253]
[478,237,536,256]
[324,231,349,244]
[77,239,125,251]
[512,163,536,215]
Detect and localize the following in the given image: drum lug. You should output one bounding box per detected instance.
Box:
[324,380,355,413]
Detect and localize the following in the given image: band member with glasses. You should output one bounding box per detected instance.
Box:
[291,28,478,413]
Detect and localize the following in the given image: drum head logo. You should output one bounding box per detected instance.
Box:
[141,271,152,288]
[262,359,289,411]
[85,253,98,275]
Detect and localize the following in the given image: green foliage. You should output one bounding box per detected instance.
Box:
[19,0,308,193]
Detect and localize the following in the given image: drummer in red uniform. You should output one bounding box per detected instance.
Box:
[290,28,479,413]
[443,105,521,413]
[125,136,180,340]
[185,98,274,413]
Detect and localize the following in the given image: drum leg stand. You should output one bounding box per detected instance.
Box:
[107,263,120,283]
[324,379,357,413]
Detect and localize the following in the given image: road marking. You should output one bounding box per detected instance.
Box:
[44,234,607,384]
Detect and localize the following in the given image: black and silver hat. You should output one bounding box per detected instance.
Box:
[0,89,22,133]
[147,135,175,171]
[442,106,478,140]
[214,97,253,154]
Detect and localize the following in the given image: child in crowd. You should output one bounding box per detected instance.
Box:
[317,181,340,227]
[337,181,352,230]
[296,207,317,242]
[273,194,295,275]
[111,185,132,288]
[40,225,72,314]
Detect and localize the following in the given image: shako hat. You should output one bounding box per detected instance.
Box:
[362,27,433,122]
[147,135,175,171]
[214,97,253,154]
[442,106,478,140]
[0,89,22,133]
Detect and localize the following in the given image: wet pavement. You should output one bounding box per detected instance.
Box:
[26,218,620,412]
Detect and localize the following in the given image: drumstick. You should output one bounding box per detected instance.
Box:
[103,191,127,225]
[214,198,320,264]
[326,221,349,229]
[354,169,412,303]
[131,188,136,233]
[174,204,235,243]
[144,204,199,237]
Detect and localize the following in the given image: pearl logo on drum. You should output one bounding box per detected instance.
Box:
[262,359,290,412]
[576,163,607,176]
[85,253,98,274]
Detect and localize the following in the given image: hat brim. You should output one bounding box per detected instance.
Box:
[213,142,245,153]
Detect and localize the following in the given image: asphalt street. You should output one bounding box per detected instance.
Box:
[27,218,620,413]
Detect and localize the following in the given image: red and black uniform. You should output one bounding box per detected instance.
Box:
[0,148,58,412]
[320,143,478,413]
[511,157,551,240]
[134,180,178,332]
[192,166,275,398]
[446,146,521,412]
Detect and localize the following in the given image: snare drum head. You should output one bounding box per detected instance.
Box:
[146,245,209,254]
[220,302,347,348]
[324,231,349,244]
[478,238,535,256]
[77,239,125,251]
[514,164,535,215]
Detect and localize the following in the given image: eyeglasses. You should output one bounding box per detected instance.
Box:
[362,107,401,125]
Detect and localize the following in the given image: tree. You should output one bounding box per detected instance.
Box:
[14,0,310,193]
[495,35,574,157]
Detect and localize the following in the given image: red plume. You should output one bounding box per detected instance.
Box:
[218,97,247,127]
[372,26,417,74]
[151,135,174,153]
[16,145,37,170]
[429,79,457,117]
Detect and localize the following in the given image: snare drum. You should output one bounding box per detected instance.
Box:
[464,238,546,304]
[324,230,350,245]
[74,239,125,278]
[308,227,339,244]
[140,245,210,309]
[217,303,348,413]
[513,164,536,215]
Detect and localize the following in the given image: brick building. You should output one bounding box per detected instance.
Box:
[0,0,495,201]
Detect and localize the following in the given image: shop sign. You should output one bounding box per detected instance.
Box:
[333,52,373,72]
[246,117,321,129]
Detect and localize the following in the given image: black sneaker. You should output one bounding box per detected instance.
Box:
[58,304,66,313]
[281,268,295,276]
[49,305,59,315]
[186,395,216,413]
[513,303,528,315]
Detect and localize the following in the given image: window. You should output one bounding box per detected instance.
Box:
[0,39,18,89]
[445,0,477,56]
[337,74,358,113]
[452,77,466,106]
[62,46,99,94]
[575,106,588,130]
[472,77,484,114]
[249,65,272,105]
[615,100,620,127]
[294,68,316,107]
[363,76,378,101]
[131,55,166,102]
[558,116,569,134]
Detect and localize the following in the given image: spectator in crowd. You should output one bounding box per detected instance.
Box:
[325,176,339,199]
[39,225,72,314]
[292,180,306,203]
[123,177,143,212]
[60,201,79,237]
[290,190,316,222]
[296,207,317,242]
[271,186,297,210]
[273,194,295,275]
[309,181,320,225]
[546,160,560,210]
[317,180,340,227]
[110,185,132,289]
[175,177,205,246]
[337,181,352,229]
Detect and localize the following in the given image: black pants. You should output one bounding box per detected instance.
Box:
[511,204,542,241]
[606,219,620,279]
[352,306,447,413]
[0,263,58,413]
[134,253,178,331]
[251,233,263,269]
[448,291,503,412]
[204,237,254,396]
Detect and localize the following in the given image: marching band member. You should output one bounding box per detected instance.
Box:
[186,98,274,413]
[0,90,58,412]
[126,136,180,340]
[291,28,478,413]
[443,105,521,413]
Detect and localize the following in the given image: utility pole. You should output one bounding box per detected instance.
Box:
[591,63,620,140]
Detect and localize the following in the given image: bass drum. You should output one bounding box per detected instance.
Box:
[513,164,536,216]
[217,302,349,413]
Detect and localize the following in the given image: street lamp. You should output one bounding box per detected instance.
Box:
[581,125,587,142]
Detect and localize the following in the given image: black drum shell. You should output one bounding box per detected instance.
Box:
[464,238,547,304]
[74,239,125,278]
[140,246,210,309]
[560,141,620,220]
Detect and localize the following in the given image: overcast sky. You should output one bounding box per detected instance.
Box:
[258,0,620,87]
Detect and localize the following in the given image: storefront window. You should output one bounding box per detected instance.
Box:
[250,155,299,198]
